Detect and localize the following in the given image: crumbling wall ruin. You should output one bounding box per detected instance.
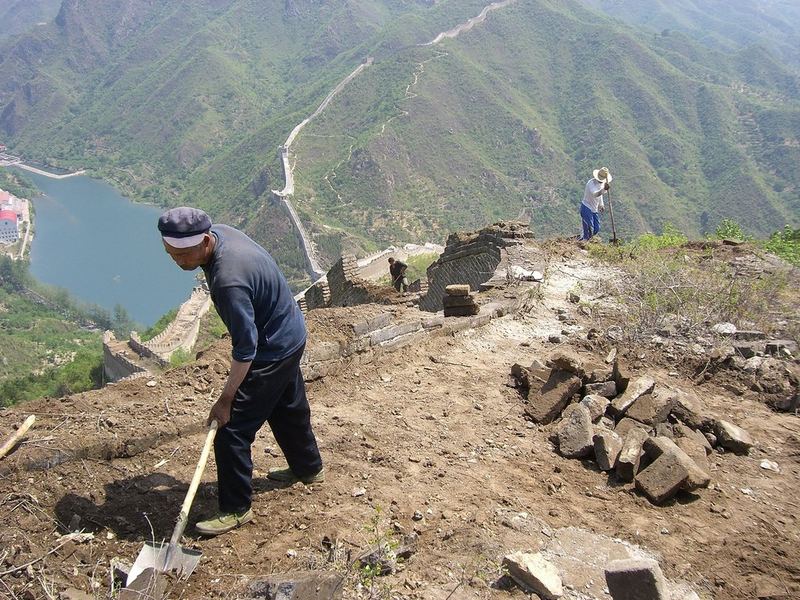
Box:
[303,254,398,310]
[419,221,533,312]
[102,332,147,382]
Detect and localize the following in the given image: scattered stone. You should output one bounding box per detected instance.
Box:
[549,334,563,344]
[247,571,344,599]
[525,370,582,425]
[766,339,798,356]
[625,387,676,426]
[760,459,780,473]
[711,322,737,335]
[568,292,580,303]
[352,487,366,497]
[654,423,674,439]
[614,417,651,439]
[605,558,667,600]
[584,381,617,398]
[704,432,718,448]
[636,451,691,503]
[445,284,471,296]
[146,380,157,388]
[610,376,656,417]
[714,420,754,454]
[734,341,763,359]
[673,423,712,454]
[733,330,766,341]
[670,389,712,430]
[442,294,477,308]
[642,436,710,491]
[710,345,736,362]
[615,429,648,483]
[502,552,563,599]
[580,394,609,422]
[593,429,623,471]
[673,437,712,485]
[556,404,594,459]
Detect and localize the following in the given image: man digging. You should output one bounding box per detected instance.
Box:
[388,257,409,293]
[158,207,324,536]
[579,167,612,242]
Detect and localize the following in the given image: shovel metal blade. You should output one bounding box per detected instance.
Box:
[126,540,202,587]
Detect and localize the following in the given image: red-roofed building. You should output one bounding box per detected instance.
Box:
[0,209,19,244]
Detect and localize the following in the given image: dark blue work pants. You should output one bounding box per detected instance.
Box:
[580,203,601,241]
[215,344,322,513]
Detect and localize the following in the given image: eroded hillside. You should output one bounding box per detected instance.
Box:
[0,227,797,600]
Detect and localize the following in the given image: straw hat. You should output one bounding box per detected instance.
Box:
[593,167,613,184]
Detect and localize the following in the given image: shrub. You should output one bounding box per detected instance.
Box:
[714,219,751,241]
[763,225,800,266]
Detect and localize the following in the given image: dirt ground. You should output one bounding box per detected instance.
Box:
[0,245,798,600]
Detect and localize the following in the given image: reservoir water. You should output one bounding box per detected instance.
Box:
[23,172,197,326]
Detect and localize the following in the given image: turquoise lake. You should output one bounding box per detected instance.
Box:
[23,172,197,326]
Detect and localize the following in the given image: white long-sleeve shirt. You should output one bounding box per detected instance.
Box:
[581,178,605,213]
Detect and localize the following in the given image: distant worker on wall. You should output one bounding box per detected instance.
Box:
[579,167,612,241]
[388,257,409,292]
[158,207,323,537]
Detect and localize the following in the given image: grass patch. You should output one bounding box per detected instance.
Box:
[590,222,796,343]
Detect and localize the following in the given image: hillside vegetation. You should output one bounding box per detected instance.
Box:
[0,0,798,281]
[0,0,60,41]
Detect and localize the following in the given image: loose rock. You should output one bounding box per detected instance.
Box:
[616,429,648,483]
[714,420,753,454]
[502,552,563,599]
[610,376,656,417]
[593,429,623,471]
[605,558,667,600]
[556,404,594,458]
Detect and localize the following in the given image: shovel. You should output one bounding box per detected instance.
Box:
[127,420,218,586]
[606,186,619,245]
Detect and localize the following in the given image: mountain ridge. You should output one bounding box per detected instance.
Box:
[1,0,798,286]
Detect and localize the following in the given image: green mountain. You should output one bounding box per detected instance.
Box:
[583,0,800,69]
[0,0,61,41]
[1,0,798,286]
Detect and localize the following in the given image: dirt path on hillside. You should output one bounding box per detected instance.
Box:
[0,249,798,599]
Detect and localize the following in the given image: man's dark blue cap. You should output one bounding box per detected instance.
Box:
[158,207,212,248]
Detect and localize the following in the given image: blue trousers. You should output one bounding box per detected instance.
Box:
[215,344,322,512]
[580,203,600,241]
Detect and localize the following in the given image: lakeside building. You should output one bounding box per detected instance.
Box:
[0,208,19,244]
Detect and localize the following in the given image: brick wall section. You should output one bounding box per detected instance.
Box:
[102,331,148,382]
[140,287,212,360]
[419,221,532,312]
[324,254,385,307]
[299,300,511,382]
[304,279,331,311]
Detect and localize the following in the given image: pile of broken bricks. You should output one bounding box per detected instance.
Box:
[442,284,480,317]
[512,349,755,505]
[503,551,676,600]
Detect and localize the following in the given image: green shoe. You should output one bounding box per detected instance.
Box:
[195,508,253,537]
[267,467,325,484]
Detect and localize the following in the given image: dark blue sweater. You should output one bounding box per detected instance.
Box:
[202,224,306,362]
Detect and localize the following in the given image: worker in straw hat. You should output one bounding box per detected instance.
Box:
[579,167,612,241]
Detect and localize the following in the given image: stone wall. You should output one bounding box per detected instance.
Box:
[419,221,533,312]
[300,299,511,382]
[141,287,211,361]
[305,254,390,310]
[102,331,147,383]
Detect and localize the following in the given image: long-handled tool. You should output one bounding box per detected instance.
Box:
[606,186,619,245]
[127,420,218,586]
[0,415,35,460]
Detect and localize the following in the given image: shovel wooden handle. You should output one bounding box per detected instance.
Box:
[168,420,218,547]
[0,415,36,460]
